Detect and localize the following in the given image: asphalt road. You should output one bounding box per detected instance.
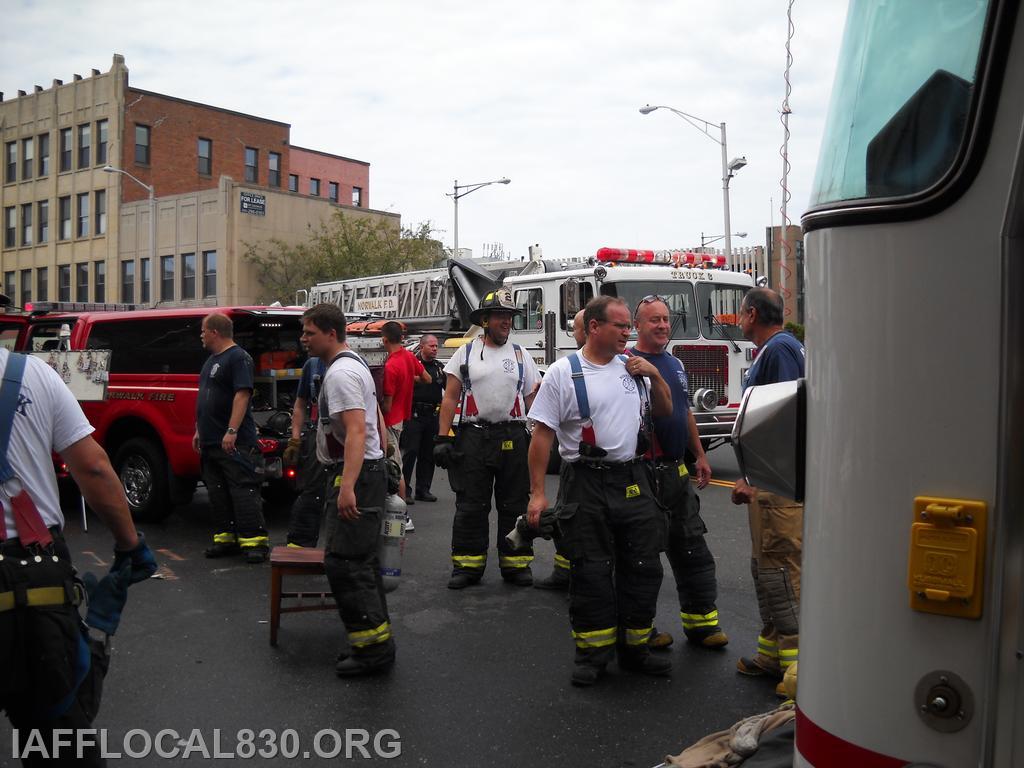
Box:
[0,448,782,768]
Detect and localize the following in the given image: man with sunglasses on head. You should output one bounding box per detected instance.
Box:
[629,295,728,651]
[527,296,673,686]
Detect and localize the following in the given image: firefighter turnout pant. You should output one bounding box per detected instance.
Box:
[555,462,666,669]
[400,403,439,496]
[323,459,395,668]
[286,427,330,547]
[201,445,269,554]
[748,491,803,675]
[655,460,723,642]
[0,531,108,767]
[447,422,532,581]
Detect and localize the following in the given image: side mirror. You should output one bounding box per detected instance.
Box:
[731,378,806,501]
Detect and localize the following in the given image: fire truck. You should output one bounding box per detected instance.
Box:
[732,0,1023,764]
[309,248,757,449]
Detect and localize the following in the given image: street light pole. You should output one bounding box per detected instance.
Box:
[701,231,748,248]
[447,177,511,259]
[639,105,746,269]
[103,165,154,303]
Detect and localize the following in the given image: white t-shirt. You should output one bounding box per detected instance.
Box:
[0,349,95,533]
[529,352,649,463]
[443,338,540,424]
[316,352,384,464]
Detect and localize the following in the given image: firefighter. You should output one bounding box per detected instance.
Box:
[284,355,328,547]
[731,287,805,697]
[630,296,728,649]
[433,289,541,589]
[527,296,674,686]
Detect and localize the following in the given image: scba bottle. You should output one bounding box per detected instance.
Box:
[378,494,407,592]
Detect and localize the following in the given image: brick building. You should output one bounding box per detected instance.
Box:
[0,53,393,308]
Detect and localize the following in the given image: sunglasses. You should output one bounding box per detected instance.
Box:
[634,294,668,316]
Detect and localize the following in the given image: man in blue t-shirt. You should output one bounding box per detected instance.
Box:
[731,288,805,697]
[284,355,328,547]
[630,297,729,651]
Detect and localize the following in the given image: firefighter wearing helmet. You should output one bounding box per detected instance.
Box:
[434,289,541,589]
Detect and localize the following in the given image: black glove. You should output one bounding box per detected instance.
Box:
[83,560,132,636]
[537,508,557,540]
[113,532,158,585]
[433,435,457,469]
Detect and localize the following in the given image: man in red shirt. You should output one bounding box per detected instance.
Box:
[381,322,431,510]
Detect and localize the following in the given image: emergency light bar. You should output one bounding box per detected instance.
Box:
[595,248,727,268]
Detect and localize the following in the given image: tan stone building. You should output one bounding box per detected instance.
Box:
[1,54,396,308]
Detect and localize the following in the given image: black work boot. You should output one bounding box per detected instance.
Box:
[619,651,672,677]
[571,663,605,687]
[534,568,570,591]
[502,569,533,587]
[447,572,482,590]
[244,547,268,564]
[204,542,240,559]
[415,490,437,502]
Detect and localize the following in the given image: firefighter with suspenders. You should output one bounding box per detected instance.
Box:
[433,289,541,589]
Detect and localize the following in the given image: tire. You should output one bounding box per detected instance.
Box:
[113,438,174,522]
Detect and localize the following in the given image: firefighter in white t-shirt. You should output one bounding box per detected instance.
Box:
[434,289,541,589]
[527,296,674,686]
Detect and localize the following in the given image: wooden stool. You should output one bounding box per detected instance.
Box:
[269,546,335,646]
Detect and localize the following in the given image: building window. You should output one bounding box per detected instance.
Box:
[95,190,106,235]
[352,186,363,207]
[58,265,71,302]
[202,250,217,297]
[268,152,280,187]
[4,272,13,300]
[58,196,71,240]
[94,261,105,303]
[140,258,151,304]
[309,178,320,196]
[37,200,48,244]
[20,269,32,307]
[59,128,72,172]
[198,138,212,175]
[244,147,258,183]
[77,124,91,170]
[3,207,14,249]
[160,255,174,302]
[76,263,89,302]
[288,174,298,192]
[4,142,15,183]
[20,203,32,247]
[328,182,338,202]
[120,261,135,304]
[96,120,108,165]
[21,138,34,181]
[135,125,150,165]
[181,253,196,300]
[38,133,50,177]
[37,267,48,303]
[76,193,89,238]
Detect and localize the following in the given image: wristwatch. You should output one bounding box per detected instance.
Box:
[226,427,237,435]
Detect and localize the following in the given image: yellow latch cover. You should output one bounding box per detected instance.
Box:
[908,496,986,619]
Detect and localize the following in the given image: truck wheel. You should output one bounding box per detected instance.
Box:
[114,438,173,522]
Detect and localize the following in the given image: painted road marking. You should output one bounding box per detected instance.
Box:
[157,548,186,561]
[80,550,108,567]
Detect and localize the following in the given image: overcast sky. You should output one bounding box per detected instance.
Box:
[2,0,848,262]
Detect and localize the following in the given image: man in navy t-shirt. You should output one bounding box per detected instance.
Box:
[731,288,805,697]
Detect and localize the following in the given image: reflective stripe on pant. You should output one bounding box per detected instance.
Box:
[286,428,329,547]
[448,423,532,577]
[657,462,722,638]
[323,460,394,664]
[201,445,267,545]
[748,491,802,665]
[556,462,665,667]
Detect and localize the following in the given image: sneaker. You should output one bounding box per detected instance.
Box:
[204,542,240,559]
[534,570,570,591]
[405,516,415,533]
[619,653,672,677]
[571,664,605,687]
[503,569,533,587]
[649,628,674,651]
[736,656,783,679]
[687,628,730,649]
[415,490,437,502]
[447,573,482,590]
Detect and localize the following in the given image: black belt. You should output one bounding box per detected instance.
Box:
[573,457,642,470]
[412,403,440,415]
[464,420,524,429]
[325,458,386,471]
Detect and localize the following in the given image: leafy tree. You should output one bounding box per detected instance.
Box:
[784,321,805,343]
[244,212,446,304]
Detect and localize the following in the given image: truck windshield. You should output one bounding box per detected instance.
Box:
[605,281,699,340]
[696,284,747,342]
[811,0,990,205]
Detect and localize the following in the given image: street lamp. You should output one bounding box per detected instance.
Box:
[639,104,747,268]
[446,178,510,259]
[701,231,748,248]
[103,164,154,303]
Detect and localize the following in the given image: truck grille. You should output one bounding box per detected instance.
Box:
[674,345,728,406]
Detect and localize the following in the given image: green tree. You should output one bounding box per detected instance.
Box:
[244,212,446,304]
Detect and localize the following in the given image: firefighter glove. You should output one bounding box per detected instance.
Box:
[112,531,158,585]
[538,508,557,540]
[433,435,458,469]
[283,437,302,465]
[83,560,132,636]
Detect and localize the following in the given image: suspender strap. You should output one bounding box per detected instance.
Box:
[567,353,590,420]
[462,341,473,392]
[513,344,525,395]
[0,353,28,483]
